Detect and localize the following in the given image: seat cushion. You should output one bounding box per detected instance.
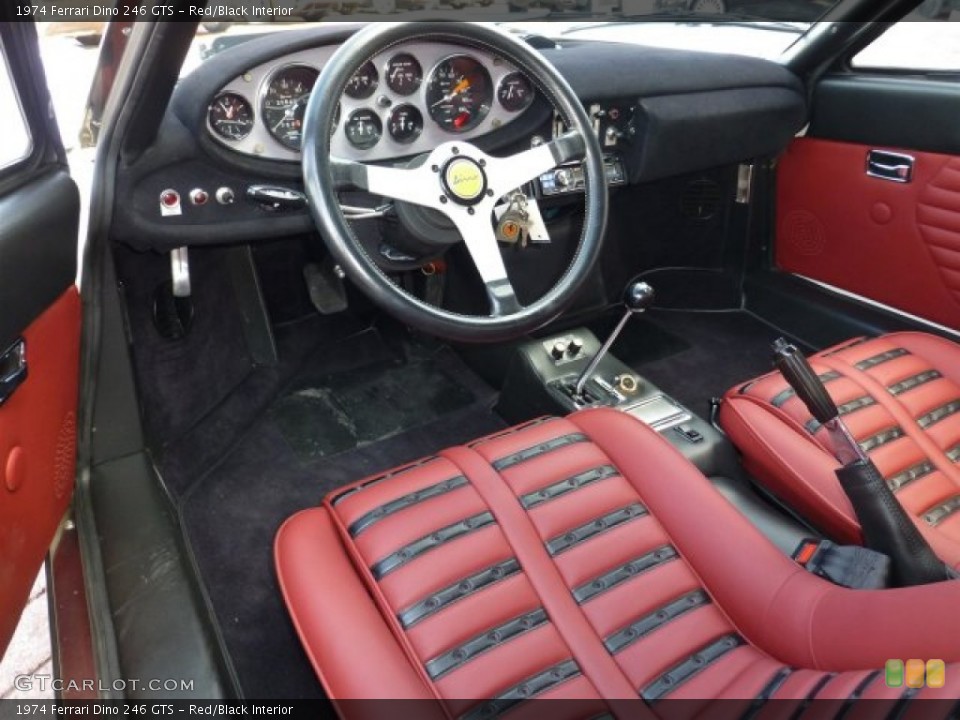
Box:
[720,332,960,568]
[276,407,960,710]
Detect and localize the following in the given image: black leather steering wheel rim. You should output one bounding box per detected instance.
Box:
[302,22,607,343]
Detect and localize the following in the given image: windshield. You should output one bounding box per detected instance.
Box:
[178,0,849,68]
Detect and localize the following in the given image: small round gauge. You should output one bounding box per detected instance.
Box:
[344,109,382,150]
[388,104,423,145]
[385,53,422,96]
[262,65,319,150]
[208,93,255,141]
[345,61,379,100]
[497,72,535,113]
[426,55,493,134]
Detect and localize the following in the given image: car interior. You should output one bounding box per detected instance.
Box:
[2,7,960,711]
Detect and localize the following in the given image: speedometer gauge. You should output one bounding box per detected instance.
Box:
[426,55,492,134]
[262,65,319,151]
[208,93,254,141]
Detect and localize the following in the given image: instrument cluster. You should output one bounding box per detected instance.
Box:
[206,42,536,163]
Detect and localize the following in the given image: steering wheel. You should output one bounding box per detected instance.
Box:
[302,22,607,343]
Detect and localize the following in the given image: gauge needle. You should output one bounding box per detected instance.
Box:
[430,77,471,107]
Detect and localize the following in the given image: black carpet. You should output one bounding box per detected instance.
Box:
[179,333,505,699]
[593,309,811,418]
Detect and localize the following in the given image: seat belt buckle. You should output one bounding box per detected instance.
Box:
[792,539,892,590]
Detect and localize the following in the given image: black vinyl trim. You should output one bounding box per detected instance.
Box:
[741,666,795,720]
[640,635,743,703]
[822,338,870,357]
[787,673,836,720]
[923,495,960,527]
[546,503,647,557]
[855,348,909,370]
[370,512,495,580]
[492,433,589,471]
[398,558,521,630]
[572,545,677,604]
[886,461,936,493]
[835,671,880,720]
[331,456,439,506]
[520,465,620,509]
[917,400,960,430]
[886,687,919,720]
[604,590,709,655]
[771,371,841,407]
[948,444,960,463]
[859,426,905,454]
[889,370,942,397]
[425,608,548,680]
[348,475,468,536]
[807,395,876,433]
[460,660,581,720]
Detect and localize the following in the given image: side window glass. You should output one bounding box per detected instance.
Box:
[0,39,33,170]
[852,18,960,72]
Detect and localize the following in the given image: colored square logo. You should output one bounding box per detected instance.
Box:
[885,659,904,688]
[906,659,926,689]
[927,660,946,689]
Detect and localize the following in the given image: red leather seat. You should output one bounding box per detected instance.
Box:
[276,409,960,704]
[721,332,960,569]
[276,407,960,708]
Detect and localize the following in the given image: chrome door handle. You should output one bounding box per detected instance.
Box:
[0,338,27,406]
[866,150,914,183]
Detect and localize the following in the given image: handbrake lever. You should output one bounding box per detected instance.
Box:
[771,338,952,586]
[772,338,868,466]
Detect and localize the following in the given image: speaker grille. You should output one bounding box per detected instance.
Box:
[53,412,76,501]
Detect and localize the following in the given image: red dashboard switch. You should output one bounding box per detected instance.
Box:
[159,189,182,217]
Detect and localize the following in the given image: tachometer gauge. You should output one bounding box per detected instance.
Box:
[388,105,423,145]
[497,72,534,113]
[345,61,378,100]
[385,53,422,96]
[426,55,492,134]
[208,93,254,141]
[344,109,382,150]
[262,65,319,151]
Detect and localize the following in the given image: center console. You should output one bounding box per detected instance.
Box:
[496,325,736,479]
[494,280,815,555]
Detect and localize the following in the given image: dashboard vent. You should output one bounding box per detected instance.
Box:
[680,179,723,221]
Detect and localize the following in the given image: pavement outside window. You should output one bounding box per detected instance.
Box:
[0,572,52,700]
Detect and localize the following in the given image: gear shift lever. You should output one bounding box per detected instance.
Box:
[574,281,655,399]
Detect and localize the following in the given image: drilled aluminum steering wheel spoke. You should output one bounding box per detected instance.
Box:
[449,209,522,317]
[330,157,442,210]
[485,130,586,196]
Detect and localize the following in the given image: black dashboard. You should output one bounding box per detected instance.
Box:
[112,25,807,253]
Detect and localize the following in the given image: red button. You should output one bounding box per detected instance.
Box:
[160,190,180,207]
[190,189,209,206]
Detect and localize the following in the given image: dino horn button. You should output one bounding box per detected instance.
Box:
[442,157,487,205]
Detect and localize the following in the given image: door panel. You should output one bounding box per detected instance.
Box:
[0,18,82,656]
[0,287,80,653]
[775,73,960,330]
[776,137,960,329]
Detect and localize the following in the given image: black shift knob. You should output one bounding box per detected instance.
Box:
[623,281,655,313]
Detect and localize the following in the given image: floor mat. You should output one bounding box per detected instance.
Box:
[595,309,811,417]
[179,334,505,699]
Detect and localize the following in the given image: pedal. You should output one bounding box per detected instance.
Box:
[304,260,348,315]
[171,247,191,298]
